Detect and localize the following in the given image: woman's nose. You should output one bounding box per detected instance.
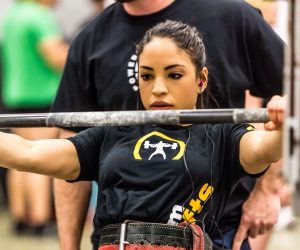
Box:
[152,79,168,95]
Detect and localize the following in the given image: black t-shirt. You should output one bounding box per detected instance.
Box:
[69,123,258,245]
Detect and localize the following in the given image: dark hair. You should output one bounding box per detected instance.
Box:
[137,20,206,76]
[137,20,217,109]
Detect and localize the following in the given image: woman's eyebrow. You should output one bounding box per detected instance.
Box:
[164,64,185,70]
[139,66,153,70]
[139,64,185,71]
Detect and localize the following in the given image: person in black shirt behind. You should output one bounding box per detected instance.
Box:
[0,20,286,249]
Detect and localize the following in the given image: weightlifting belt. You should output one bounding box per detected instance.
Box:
[98,221,213,250]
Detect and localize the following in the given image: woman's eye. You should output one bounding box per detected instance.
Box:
[140,74,153,81]
[169,73,183,79]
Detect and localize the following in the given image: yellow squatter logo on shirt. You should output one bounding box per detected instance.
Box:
[133,131,186,160]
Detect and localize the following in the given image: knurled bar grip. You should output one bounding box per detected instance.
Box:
[0,108,269,128]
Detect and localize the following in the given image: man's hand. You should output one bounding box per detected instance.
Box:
[232,169,282,250]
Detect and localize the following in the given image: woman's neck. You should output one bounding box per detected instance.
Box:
[123,0,175,16]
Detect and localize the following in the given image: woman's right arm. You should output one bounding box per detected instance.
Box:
[0,132,80,180]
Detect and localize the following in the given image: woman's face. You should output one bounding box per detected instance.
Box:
[139,37,207,110]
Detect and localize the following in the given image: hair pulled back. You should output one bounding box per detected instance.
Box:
[137,20,206,75]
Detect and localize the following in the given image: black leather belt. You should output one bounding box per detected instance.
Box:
[99,221,213,250]
[100,222,192,248]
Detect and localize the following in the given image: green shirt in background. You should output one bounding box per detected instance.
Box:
[2,1,61,108]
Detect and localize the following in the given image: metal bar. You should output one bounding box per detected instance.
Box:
[0,108,269,128]
[0,113,47,127]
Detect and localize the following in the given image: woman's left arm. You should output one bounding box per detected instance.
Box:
[240,95,286,174]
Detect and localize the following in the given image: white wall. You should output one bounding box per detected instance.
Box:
[0,0,14,40]
[273,1,289,43]
[0,0,114,41]
[54,0,94,40]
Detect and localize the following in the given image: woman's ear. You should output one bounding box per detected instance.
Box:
[197,67,208,94]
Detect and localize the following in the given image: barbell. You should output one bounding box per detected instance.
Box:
[0,108,269,128]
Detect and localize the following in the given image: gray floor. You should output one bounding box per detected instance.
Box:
[0,209,92,250]
[0,208,299,250]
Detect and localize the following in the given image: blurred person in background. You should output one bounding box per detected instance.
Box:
[1,0,68,236]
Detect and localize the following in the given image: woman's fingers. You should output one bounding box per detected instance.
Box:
[265,95,287,130]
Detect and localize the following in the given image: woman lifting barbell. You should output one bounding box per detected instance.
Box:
[0,20,286,250]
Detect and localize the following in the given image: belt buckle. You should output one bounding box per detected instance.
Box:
[119,221,130,250]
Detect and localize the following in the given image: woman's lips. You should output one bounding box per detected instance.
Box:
[150,101,173,110]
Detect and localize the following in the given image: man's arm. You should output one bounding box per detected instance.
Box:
[232,163,282,250]
[54,129,92,250]
[39,38,69,71]
[54,180,92,250]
